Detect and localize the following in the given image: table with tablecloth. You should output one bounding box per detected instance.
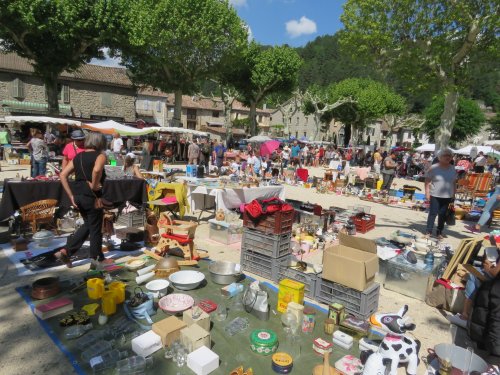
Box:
[187,184,285,212]
[0,178,147,222]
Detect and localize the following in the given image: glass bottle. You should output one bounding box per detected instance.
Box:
[116,355,153,374]
[90,349,128,373]
[81,339,115,362]
[63,323,93,340]
[75,330,106,350]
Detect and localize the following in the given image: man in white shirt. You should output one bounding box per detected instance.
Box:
[302,145,309,166]
[474,151,487,173]
[111,132,124,161]
[281,146,290,168]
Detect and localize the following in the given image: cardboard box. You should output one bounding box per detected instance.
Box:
[187,346,219,375]
[180,324,211,352]
[183,308,211,332]
[152,316,187,347]
[322,233,378,291]
[131,330,162,357]
[277,279,304,313]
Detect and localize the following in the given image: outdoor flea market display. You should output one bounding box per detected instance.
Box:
[1,125,500,374]
[3,180,497,375]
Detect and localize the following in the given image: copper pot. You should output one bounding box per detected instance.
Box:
[31,277,60,300]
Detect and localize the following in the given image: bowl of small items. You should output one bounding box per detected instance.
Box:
[169,270,206,290]
[158,293,195,314]
[32,230,54,247]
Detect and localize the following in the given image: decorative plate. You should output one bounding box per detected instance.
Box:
[158,293,194,314]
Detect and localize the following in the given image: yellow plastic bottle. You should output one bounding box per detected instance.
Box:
[376,178,384,191]
[101,291,117,316]
[108,281,126,304]
[87,278,104,299]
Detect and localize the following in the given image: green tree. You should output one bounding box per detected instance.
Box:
[326,78,406,146]
[118,0,247,127]
[0,0,122,115]
[235,42,303,136]
[340,0,499,151]
[488,113,500,139]
[422,96,486,146]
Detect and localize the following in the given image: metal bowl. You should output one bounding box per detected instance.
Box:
[169,270,205,290]
[208,261,242,285]
[32,230,54,247]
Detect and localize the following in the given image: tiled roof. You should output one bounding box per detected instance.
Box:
[0,53,133,88]
[138,88,270,115]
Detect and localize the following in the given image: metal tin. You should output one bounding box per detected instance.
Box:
[272,352,293,373]
[250,329,278,356]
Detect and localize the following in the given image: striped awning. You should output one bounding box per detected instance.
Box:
[1,100,72,116]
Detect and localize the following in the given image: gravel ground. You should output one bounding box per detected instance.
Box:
[0,162,475,374]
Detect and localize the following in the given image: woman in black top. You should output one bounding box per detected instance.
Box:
[56,132,110,267]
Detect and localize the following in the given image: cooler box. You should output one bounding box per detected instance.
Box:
[186,165,198,178]
[383,254,439,301]
[208,219,243,245]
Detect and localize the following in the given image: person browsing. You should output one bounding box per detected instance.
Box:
[62,130,86,170]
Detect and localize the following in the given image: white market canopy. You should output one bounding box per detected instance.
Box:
[156,126,208,137]
[247,135,272,143]
[415,144,436,152]
[3,115,82,126]
[82,120,158,136]
[483,140,500,147]
[454,145,497,156]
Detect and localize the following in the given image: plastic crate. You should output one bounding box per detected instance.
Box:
[240,248,289,281]
[315,277,380,320]
[277,261,318,298]
[116,210,144,227]
[242,228,291,258]
[243,209,294,235]
[351,214,376,234]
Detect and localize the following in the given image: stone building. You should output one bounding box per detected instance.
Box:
[0,53,135,123]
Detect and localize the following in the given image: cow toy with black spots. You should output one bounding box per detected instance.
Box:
[361,305,420,375]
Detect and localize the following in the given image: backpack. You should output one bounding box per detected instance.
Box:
[201,144,210,155]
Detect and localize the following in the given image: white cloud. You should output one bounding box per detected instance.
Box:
[229,0,248,7]
[246,25,254,41]
[285,16,317,38]
[89,47,123,68]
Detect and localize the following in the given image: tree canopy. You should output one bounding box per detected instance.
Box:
[0,0,123,115]
[340,0,499,150]
[118,0,248,126]
[422,96,486,146]
[235,42,303,135]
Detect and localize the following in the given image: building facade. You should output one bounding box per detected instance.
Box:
[0,53,136,123]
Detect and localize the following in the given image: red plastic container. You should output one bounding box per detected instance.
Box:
[351,214,376,234]
[243,209,295,235]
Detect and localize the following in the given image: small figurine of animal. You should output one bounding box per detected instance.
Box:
[361,305,420,375]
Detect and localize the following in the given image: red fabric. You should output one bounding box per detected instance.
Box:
[161,233,191,244]
[244,198,293,219]
[296,168,308,182]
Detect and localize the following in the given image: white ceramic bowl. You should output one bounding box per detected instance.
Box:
[169,270,205,290]
[158,293,195,314]
[145,279,170,298]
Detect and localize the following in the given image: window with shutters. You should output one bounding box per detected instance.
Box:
[62,84,70,103]
[101,93,112,107]
[11,78,24,99]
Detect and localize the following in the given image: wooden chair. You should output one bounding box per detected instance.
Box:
[156,212,207,260]
[471,173,494,201]
[20,199,58,234]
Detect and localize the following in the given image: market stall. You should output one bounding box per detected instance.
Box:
[0,178,147,222]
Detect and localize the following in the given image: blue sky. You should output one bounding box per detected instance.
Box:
[91,0,345,67]
[232,0,346,47]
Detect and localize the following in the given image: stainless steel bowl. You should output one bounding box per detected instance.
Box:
[208,261,242,285]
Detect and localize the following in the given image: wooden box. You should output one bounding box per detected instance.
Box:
[180,324,211,353]
[183,308,211,332]
[152,316,187,347]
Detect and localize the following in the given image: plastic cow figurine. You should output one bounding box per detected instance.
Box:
[361,305,420,375]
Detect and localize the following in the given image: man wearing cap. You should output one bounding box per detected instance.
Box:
[62,129,85,170]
